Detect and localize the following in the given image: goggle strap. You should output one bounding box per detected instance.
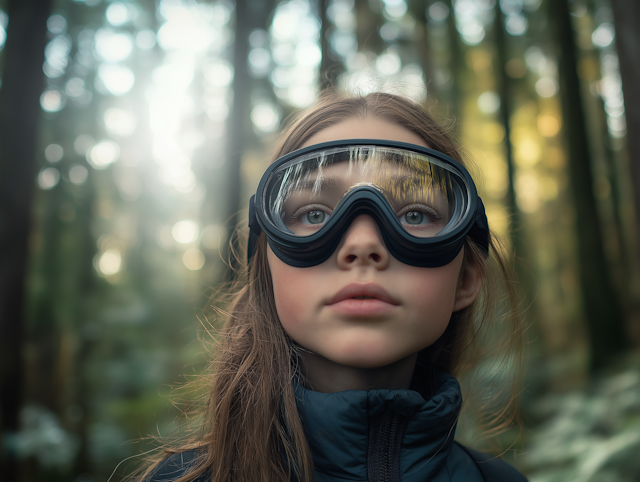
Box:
[468,198,490,255]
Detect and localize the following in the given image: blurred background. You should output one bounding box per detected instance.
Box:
[0,0,639,480]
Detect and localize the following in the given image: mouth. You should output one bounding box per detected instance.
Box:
[328,283,399,306]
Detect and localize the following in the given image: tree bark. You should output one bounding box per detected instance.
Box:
[0,0,52,479]
[610,0,640,241]
[550,0,628,372]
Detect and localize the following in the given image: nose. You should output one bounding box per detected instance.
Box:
[336,215,390,269]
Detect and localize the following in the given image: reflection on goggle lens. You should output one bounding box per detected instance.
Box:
[266,146,463,238]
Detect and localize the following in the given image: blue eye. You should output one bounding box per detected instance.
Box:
[304,210,326,224]
[398,204,440,228]
[403,211,426,225]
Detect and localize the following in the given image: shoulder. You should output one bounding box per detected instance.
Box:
[450,442,528,482]
[145,450,209,482]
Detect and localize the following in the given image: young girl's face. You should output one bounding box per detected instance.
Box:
[267,117,481,370]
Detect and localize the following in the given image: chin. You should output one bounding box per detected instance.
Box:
[330,350,412,370]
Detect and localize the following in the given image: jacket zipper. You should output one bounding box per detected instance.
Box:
[367,409,408,482]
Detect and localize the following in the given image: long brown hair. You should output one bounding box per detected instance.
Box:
[134,92,525,482]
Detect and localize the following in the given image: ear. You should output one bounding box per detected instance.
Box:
[453,258,483,312]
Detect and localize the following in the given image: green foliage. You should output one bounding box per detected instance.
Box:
[524,356,640,482]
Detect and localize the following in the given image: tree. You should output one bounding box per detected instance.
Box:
[318,0,344,89]
[221,0,262,278]
[550,0,627,371]
[610,0,640,245]
[0,0,52,479]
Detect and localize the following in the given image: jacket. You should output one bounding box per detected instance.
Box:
[148,372,526,481]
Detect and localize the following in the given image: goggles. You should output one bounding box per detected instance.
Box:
[248,139,489,268]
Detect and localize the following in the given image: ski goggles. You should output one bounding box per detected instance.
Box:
[248,139,489,268]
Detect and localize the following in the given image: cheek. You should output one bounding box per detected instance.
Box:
[403,261,462,326]
[268,250,314,327]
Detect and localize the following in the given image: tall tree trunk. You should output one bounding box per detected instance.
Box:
[318,0,343,90]
[69,188,98,479]
[491,2,542,349]
[492,4,521,257]
[354,0,383,54]
[610,0,640,245]
[407,0,437,102]
[444,0,463,121]
[610,0,640,335]
[221,0,265,280]
[0,0,52,479]
[550,0,628,372]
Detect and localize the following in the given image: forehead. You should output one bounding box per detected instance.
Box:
[301,117,429,149]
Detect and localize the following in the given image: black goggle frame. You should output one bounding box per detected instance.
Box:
[248,139,490,268]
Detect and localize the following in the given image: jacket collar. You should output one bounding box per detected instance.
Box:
[294,371,462,481]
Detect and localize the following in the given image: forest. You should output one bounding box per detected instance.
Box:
[0,0,639,480]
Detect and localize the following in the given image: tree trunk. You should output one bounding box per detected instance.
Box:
[318,0,343,90]
[0,0,52,479]
[610,0,640,242]
[444,0,463,121]
[354,0,383,54]
[406,0,437,102]
[492,4,520,255]
[550,0,628,372]
[610,0,640,339]
[221,0,265,280]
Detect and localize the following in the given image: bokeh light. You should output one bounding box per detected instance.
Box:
[183,248,205,270]
[87,140,120,169]
[427,2,449,21]
[505,15,528,36]
[44,144,64,163]
[44,34,72,78]
[172,220,199,244]
[270,0,321,107]
[251,102,281,133]
[537,115,561,137]
[136,30,157,49]
[591,23,615,48]
[382,0,407,19]
[40,89,66,112]
[46,14,67,35]
[65,78,86,97]
[37,167,60,190]
[69,165,89,184]
[95,29,133,62]
[478,92,500,114]
[376,51,401,76]
[106,2,131,26]
[95,249,122,276]
[104,108,137,137]
[535,77,559,98]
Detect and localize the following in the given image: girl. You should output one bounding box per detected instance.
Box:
[138,92,526,482]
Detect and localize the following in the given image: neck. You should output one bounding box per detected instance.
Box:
[298,351,418,393]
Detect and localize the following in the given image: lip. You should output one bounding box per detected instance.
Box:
[328,283,400,306]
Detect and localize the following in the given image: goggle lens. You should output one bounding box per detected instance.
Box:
[264,146,469,239]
